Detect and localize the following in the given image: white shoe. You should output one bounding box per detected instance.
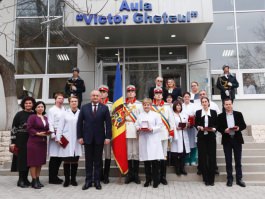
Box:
[185,163,190,166]
[191,162,197,166]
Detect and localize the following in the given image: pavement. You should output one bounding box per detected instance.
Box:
[0,176,265,199]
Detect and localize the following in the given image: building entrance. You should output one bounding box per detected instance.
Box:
[96,46,210,101]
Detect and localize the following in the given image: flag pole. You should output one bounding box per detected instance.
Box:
[117,49,123,185]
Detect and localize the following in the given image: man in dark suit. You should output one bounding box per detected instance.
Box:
[217,99,247,187]
[148,76,167,101]
[216,65,239,112]
[77,90,112,190]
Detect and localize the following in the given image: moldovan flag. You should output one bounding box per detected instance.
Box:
[111,63,128,174]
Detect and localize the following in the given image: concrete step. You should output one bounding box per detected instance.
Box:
[2,168,265,183]
[217,156,265,164]
[217,143,265,149]
[217,149,265,156]
[1,164,265,176]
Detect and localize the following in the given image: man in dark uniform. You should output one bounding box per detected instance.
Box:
[216,65,239,112]
[65,67,86,108]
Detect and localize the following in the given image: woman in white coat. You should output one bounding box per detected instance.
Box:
[135,98,164,188]
[182,92,197,166]
[171,101,190,176]
[56,96,82,187]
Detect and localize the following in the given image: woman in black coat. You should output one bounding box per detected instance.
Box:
[195,97,218,186]
[10,97,36,188]
[165,79,182,102]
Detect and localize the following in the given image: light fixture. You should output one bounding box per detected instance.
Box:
[105,36,110,40]
[222,50,234,57]
[171,34,176,38]
[56,54,70,61]
[168,51,173,55]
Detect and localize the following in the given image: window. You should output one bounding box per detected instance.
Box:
[205,13,236,43]
[235,0,265,11]
[206,44,237,70]
[125,64,158,99]
[15,50,46,74]
[49,19,77,47]
[237,12,265,42]
[16,78,43,99]
[48,48,77,74]
[212,0,234,11]
[239,43,265,69]
[243,73,265,94]
[15,18,46,48]
[16,0,48,17]
[125,48,158,62]
[97,48,123,63]
[15,0,78,101]
[160,47,187,61]
[49,78,69,98]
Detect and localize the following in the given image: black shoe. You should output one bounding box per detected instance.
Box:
[49,178,63,184]
[31,179,41,189]
[144,180,151,187]
[17,180,28,188]
[124,173,134,184]
[63,179,70,187]
[210,183,215,186]
[57,177,64,183]
[197,170,202,175]
[24,178,31,186]
[180,170,187,176]
[103,175,109,184]
[226,180,233,187]
[215,170,220,175]
[153,182,159,188]
[71,179,78,186]
[82,182,92,190]
[160,178,168,185]
[94,182,102,190]
[236,180,246,187]
[205,181,209,186]
[36,177,44,187]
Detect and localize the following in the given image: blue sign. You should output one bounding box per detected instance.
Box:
[76,0,198,25]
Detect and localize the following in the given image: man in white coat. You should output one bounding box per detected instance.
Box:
[47,92,66,184]
[124,85,142,184]
[135,98,164,188]
[98,85,113,184]
[151,88,175,185]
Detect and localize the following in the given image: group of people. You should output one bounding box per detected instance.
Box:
[10,64,247,190]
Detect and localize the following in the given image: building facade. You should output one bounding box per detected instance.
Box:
[0,0,265,129]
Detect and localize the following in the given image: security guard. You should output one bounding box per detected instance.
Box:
[98,85,113,184]
[124,85,142,184]
[65,67,86,108]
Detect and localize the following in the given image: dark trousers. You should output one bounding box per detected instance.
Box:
[84,143,104,183]
[144,160,159,184]
[49,157,62,180]
[223,138,242,181]
[197,134,216,184]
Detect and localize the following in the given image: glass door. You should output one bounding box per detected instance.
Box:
[188,60,211,97]
[95,61,121,102]
[161,64,187,93]
[125,63,158,99]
